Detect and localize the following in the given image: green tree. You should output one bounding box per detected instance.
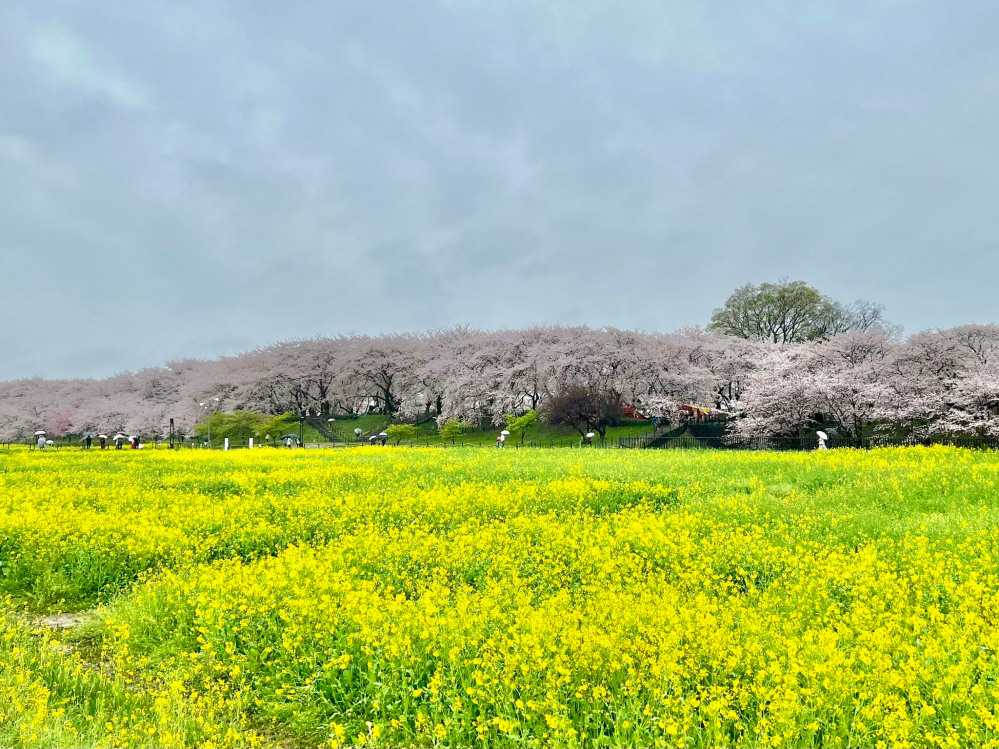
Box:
[385,424,418,445]
[503,410,538,445]
[438,419,470,443]
[708,279,897,343]
[708,279,835,343]
[194,410,265,445]
[257,413,295,444]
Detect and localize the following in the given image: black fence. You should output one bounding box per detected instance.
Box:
[618,435,820,450]
[618,434,999,451]
[5,434,998,453]
[413,438,612,449]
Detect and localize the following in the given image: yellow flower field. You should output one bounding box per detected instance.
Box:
[1,446,998,747]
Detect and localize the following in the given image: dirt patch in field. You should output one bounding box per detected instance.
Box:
[37,612,90,629]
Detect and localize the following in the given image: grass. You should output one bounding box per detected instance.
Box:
[391,419,657,447]
[0,446,997,746]
[0,612,252,747]
[182,414,392,447]
[327,414,395,442]
[16,415,659,451]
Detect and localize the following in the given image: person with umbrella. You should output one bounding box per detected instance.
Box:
[113,434,125,450]
[498,430,509,448]
[82,432,93,450]
[584,432,594,447]
[368,434,378,446]
[99,434,107,450]
[354,427,362,442]
[816,430,828,450]
[379,431,388,446]
[35,431,46,450]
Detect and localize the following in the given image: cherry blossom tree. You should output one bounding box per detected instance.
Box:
[726,343,818,438]
[809,330,894,442]
[729,331,895,440]
[883,324,999,437]
[2,322,996,442]
[489,326,560,419]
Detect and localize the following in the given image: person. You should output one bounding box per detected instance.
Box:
[369,435,377,446]
[284,437,292,448]
[85,434,92,450]
[816,431,828,450]
[37,435,46,450]
[584,433,593,447]
[380,434,387,446]
[100,436,106,450]
[114,436,122,450]
[498,433,506,448]
[354,427,362,442]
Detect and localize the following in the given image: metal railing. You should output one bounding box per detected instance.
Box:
[5,433,997,453]
[619,434,999,451]
[304,416,342,443]
[404,437,612,449]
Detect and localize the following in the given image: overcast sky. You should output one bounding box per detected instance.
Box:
[2,1,998,380]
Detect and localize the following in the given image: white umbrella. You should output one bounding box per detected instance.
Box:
[378,432,388,437]
[585,432,595,439]
[816,431,828,441]
[34,430,46,436]
[112,434,127,440]
[500,430,511,435]
[97,434,107,439]
[45,440,54,446]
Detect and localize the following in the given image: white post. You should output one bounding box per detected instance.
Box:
[224,437,229,451]
[249,437,253,449]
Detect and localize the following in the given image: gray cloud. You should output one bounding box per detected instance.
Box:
[2,0,998,379]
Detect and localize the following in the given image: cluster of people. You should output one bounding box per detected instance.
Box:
[35,433,140,450]
[74,434,141,450]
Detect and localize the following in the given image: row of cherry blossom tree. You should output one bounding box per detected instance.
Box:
[1,323,997,442]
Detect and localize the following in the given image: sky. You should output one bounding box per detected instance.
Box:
[2,1,998,380]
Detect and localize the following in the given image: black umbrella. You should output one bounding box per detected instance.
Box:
[279,434,301,441]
